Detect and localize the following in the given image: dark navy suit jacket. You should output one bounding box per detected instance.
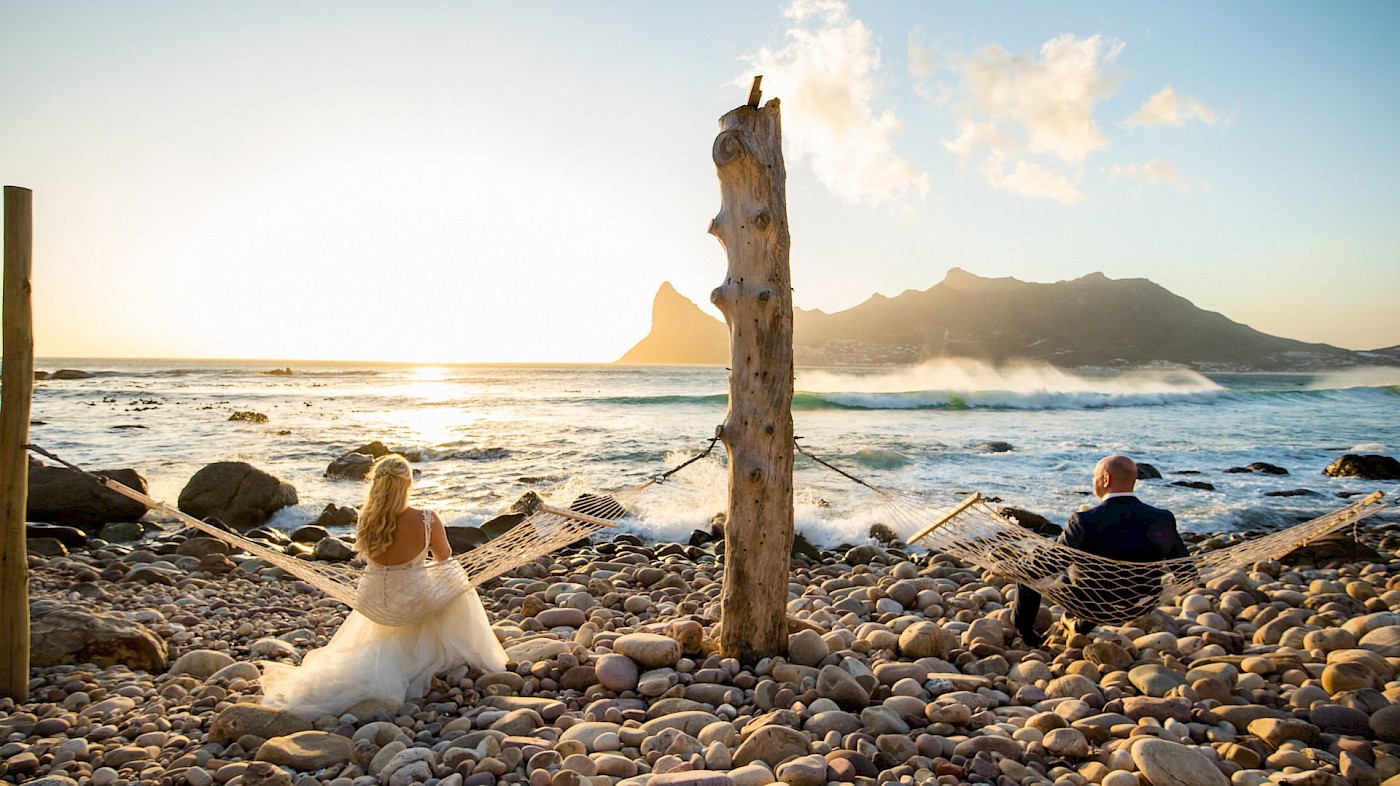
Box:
[1061,496,1189,561]
[1014,494,1191,631]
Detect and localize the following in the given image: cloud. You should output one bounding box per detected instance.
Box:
[1125,86,1221,128]
[1107,160,1187,190]
[740,0,929,215]
[942,34,1124,203]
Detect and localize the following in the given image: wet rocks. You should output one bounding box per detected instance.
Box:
[1324,454,1400,480]
[27,465,150,527]
[178,461,298,529]
[29,604,167,671]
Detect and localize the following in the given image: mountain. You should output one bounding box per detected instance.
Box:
[617,269,1373,370]
[617,282,730,365]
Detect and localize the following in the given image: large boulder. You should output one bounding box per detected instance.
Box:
[325,453,374,481]
[30,602,167,672]
[1324,454,1400,480]
[27,465,149,527]
[178,462,298,530]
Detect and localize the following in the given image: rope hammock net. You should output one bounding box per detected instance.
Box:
[31,439,1390,631]
[796,441,1390,626]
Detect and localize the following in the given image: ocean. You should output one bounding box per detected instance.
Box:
[27,359,1400,546]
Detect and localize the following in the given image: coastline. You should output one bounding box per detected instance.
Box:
[7,507,1400,786]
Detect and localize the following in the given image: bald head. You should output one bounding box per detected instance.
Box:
[1093,454,1138,498]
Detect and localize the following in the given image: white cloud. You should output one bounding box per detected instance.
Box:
[1107,159,1187,190]
[740,0,929,215]
[1125,86,1221,128]
[941,34,1124,203]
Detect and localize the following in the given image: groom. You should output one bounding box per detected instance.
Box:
[1012,454,1190,647]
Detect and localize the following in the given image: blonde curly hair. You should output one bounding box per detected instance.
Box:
[356,454,412,556]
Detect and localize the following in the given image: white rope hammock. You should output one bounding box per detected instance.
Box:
[101,479,630,627]
[890,489,1388,625]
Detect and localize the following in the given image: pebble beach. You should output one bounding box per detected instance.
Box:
[9,505,1400,786]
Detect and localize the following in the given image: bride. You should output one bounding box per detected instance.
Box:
[260,454,509,718]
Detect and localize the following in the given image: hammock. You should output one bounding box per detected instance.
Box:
[894,490,1388,625]
[98,478,630,627]
[27,442,714,628]
[792,442,1390,626]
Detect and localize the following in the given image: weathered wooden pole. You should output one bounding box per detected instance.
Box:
[710,77,795,661]
[1,186,34,700]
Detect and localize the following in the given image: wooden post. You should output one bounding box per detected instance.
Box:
[1,186,34,700]
[710,78,795,661]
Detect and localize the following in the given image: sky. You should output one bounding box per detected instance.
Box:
[2,1,1398,363]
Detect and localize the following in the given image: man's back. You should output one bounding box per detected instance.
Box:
[1062,496,1187,562]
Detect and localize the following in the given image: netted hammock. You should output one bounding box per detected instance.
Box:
[99,479,636,627]
[30,443,696,628]
[892,489,1388,625]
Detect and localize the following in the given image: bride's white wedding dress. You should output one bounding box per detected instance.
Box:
[260,511,509,719]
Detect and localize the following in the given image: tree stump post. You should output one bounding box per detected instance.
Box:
[1,186,34,700]
[709,79,794,661]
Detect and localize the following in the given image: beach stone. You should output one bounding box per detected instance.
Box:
[326,452,374,480]
[593,653,639,692]
[237,762,292,786]
[898,621,954,658]
[727,765,773,786]
[1043,728,1091,757]
[380,748,435,786]
[1122,696,1192,723]
[1361,626,1400,657]
[29,604,168,671]
[646,772,735,786]
[1324,661,1381,693]
[1305,628,1359,652]
[312,537,354,561]
[98,521,145,542]
[615,632,681,667]
[27,464,149,526]
[1084,641,1133,671]
[666,619,705,653]
[805,710,862,737]
[179,461,299,529]
[1370,705,1400,742]
[816,664,869,711]
[176,536,229,558]
[506,638,570,664]
[255,730,354,769]
[171,648,237,678]
[775,754,830,786]
[1310,704,1371,736]
[210,703,312,743]
[732,725,810,767]
[1046,674,1103,701]
[593,754,637,778]
[788,629,829,667]
[1248,717,1320,748]
[537,607,587,628]
[251,637,299,660]
[953,735,1023,761]
[1130,663,1188,697]
[1131,738,1228,786]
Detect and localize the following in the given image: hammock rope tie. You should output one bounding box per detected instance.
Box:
[26,438,724,628]
[793,441,1391,625]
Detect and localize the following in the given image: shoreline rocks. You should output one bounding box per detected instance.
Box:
[9,504,1400,786]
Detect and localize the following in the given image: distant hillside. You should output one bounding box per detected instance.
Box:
[618,269,1374,370]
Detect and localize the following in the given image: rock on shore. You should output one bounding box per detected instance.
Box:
[8,508,1400,786]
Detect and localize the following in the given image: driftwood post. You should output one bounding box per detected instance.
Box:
[1,186,34,699]
[710,78,794,661]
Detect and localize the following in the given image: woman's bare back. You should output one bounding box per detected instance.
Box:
[365,507,433,567]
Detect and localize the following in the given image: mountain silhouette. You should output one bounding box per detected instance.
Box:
[618,269,1377,370]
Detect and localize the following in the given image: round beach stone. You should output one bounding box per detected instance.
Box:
[816,665,868,711]
[537,608,587,628]
[1323,661,1380,694]
[209,703,312,743]
[732,725,811,767]
[169,648,236,679]
[1043,728,1090,757]
[1129,664,1187,697]
[614,632,681,668]
[1360,626,1400,657]
[787,629,829,667]
[1046,674,1102,701]
[1130,738,1228,786]
[898,621,954,659]
[1370,705,1400,742]
[254,731,354,770]
[1247,717,1320,748]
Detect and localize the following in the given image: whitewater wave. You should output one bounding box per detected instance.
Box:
[1304,367,1400,391]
